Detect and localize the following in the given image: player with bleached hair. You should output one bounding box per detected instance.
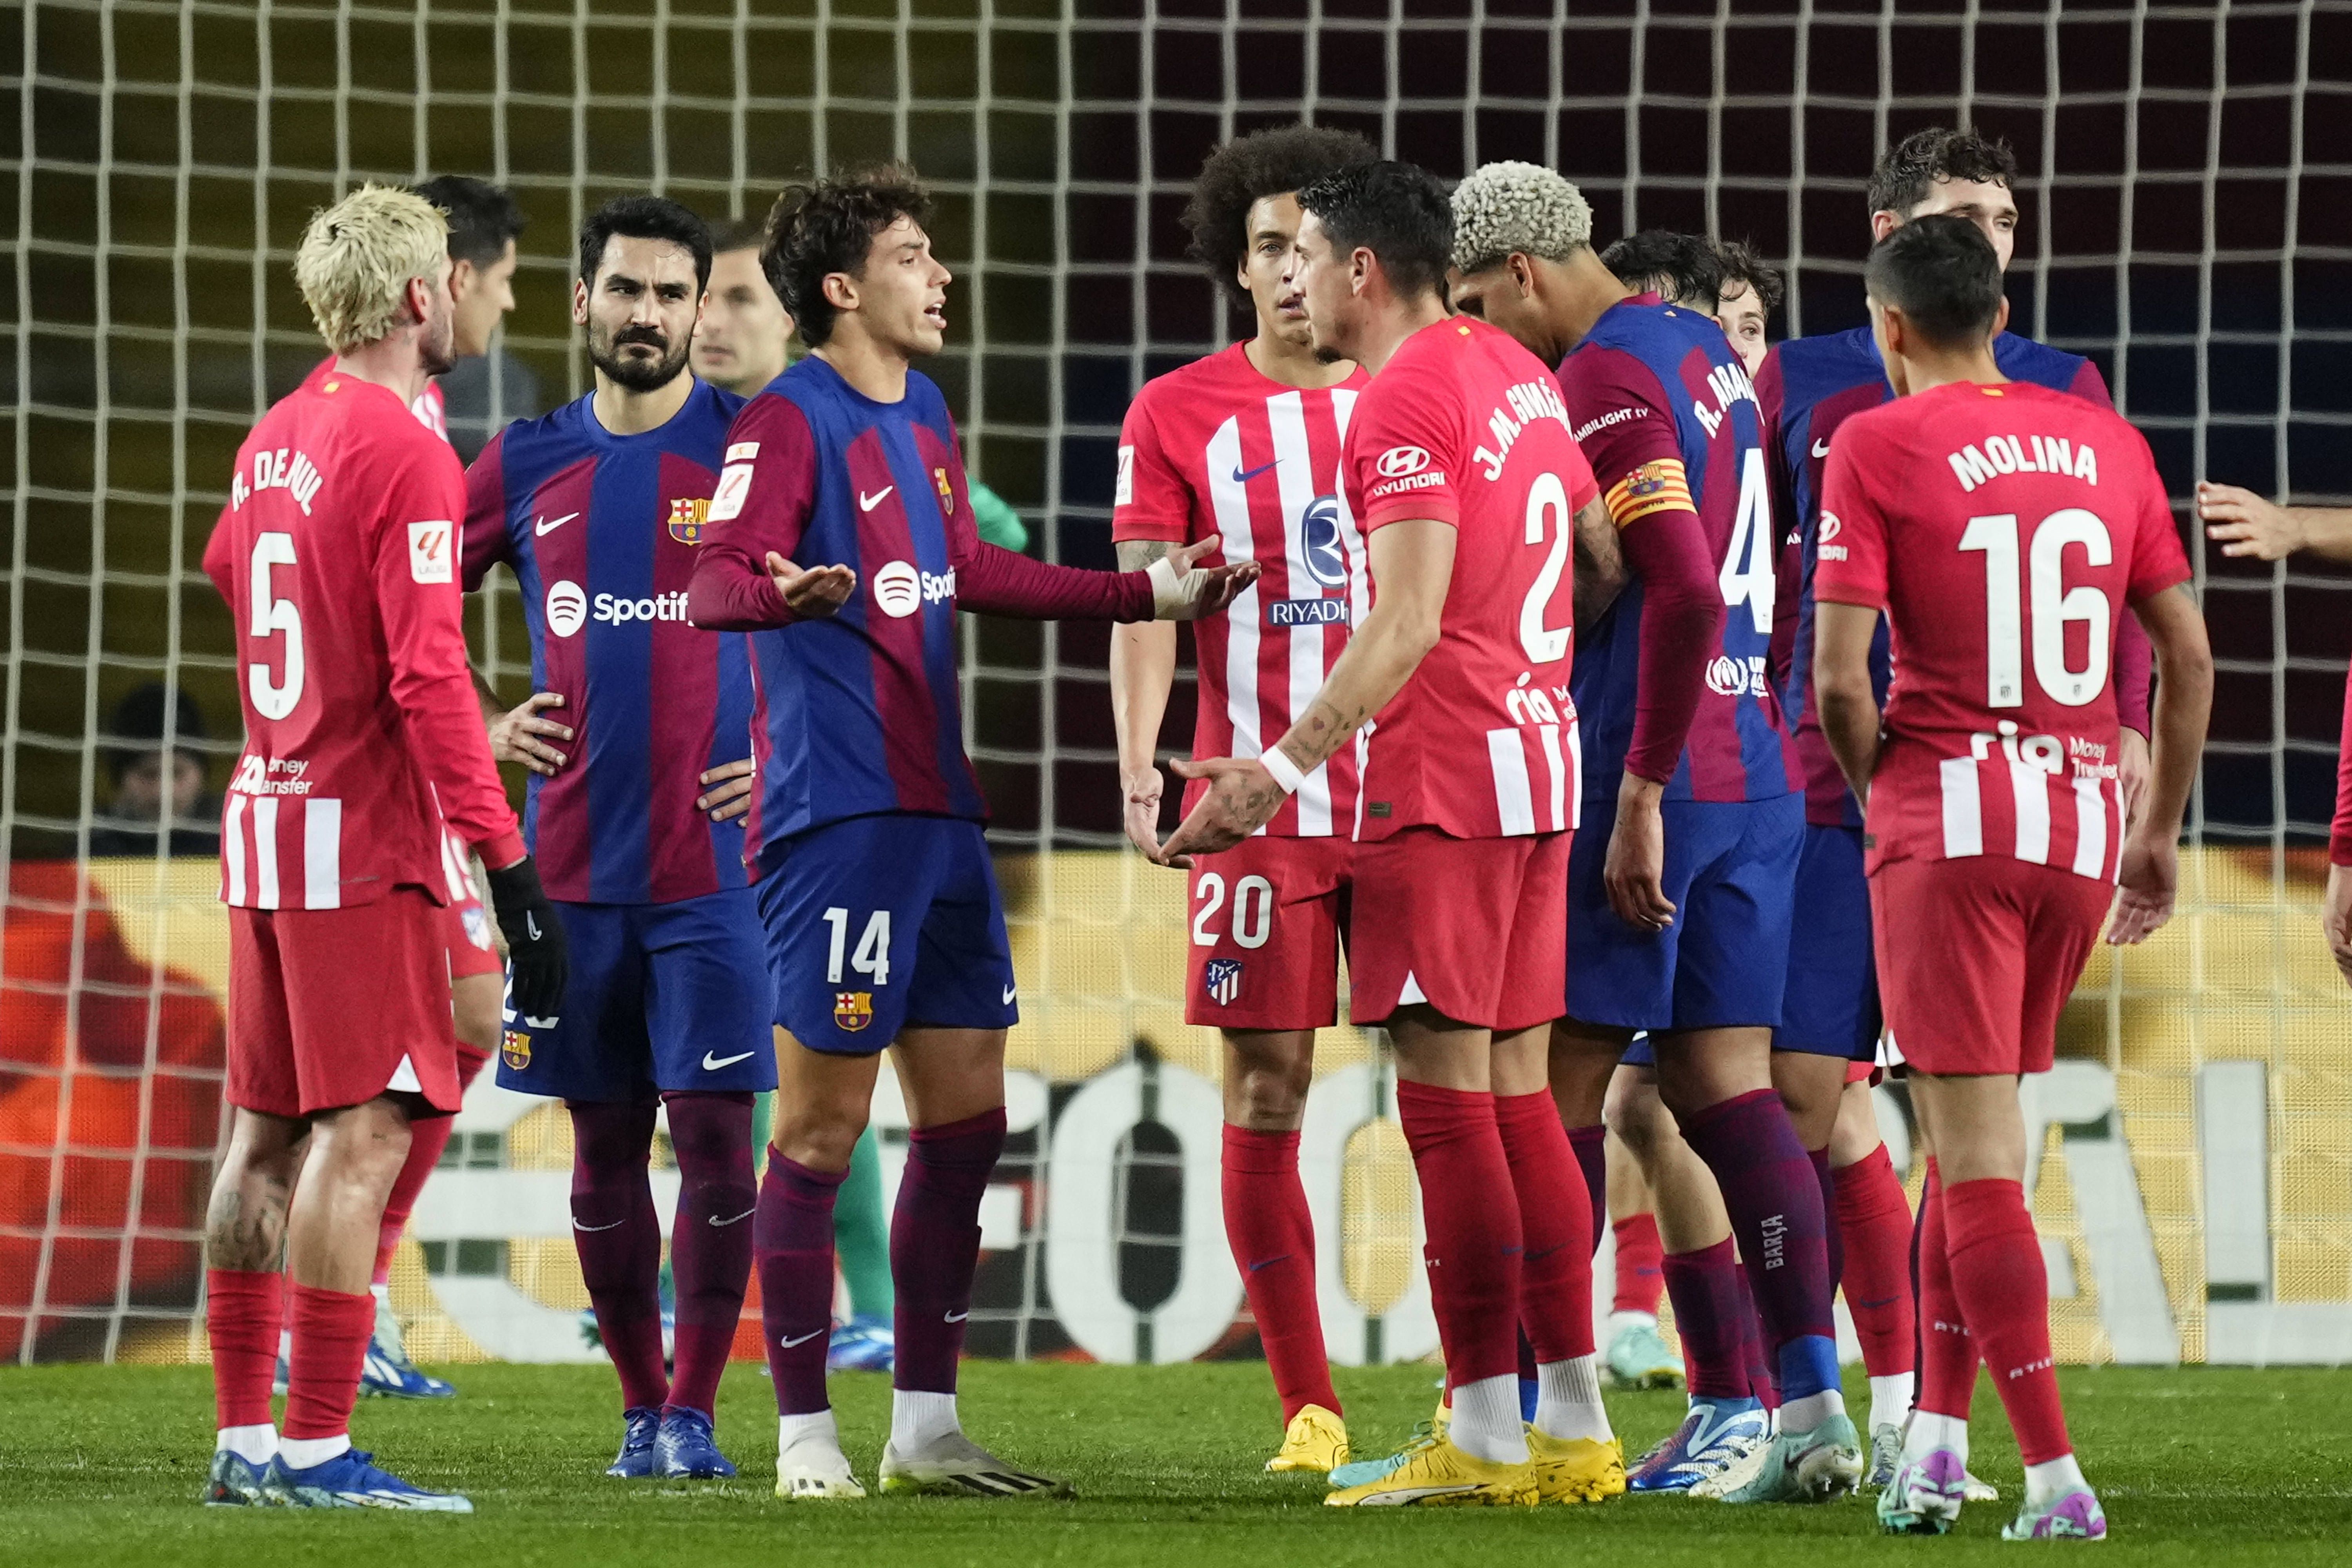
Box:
[1450,161,1864,1504]
[198,183,568,1511]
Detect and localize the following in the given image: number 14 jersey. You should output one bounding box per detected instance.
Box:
[1816,379,2190,876]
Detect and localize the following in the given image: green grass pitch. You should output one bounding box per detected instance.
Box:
[6,1361,2347,1566]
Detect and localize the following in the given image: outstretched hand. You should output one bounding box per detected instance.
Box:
[767,552,857,617]
[1158,755,1285,862]
[1147,533,1262,621]
[2107,831,2178,946]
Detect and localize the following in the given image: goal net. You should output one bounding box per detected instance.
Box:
[6,0,2347,1368]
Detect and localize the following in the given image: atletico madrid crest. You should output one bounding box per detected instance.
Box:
[668,496,712,545]
[932,466,955,514]
[1203,958,1243,1006]
[834,991,874,1032]
[500,1028,532,1071]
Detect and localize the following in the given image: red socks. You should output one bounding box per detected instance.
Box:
[206,1269,282,1429]
[375,1115,456,1288]
[283,1283,372,1440]
[1944,1176,2072,1464]
[1915,1159,1976,1419]
[1221,1125,1339,1420]
[1396,1080,1521,1387]
[1612,1213,1665,1316]
[1834,1143,1917,1378]
[1494,1090,1594,1362]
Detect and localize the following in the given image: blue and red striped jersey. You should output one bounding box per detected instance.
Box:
[1560,298,1797,804]
[1762,326,2112,828]
[460,379,754,905]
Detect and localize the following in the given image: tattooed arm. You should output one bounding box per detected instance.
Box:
[1110,539,1183,861]
[1160,519,1456,860]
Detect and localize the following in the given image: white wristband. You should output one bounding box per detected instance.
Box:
[1259,745,1307,795]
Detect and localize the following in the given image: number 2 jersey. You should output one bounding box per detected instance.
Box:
[1345,317,1597,841]
[1815,379,2190,876]
[204,371,523,908]
[1557,296,1797,804]
[1111,343,1370,837]
[460,379,755,905]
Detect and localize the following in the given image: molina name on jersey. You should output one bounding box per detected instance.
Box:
[1559,296,1796,803]
[1343,317,1598,840]
[1815,380,2190,877]
[1112,342,1370,837]
[461,379,754,905]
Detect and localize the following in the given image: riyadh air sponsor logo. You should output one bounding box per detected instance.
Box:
[595,590,691,624]
[1374,445,1430,479]
[545,579,588,637]
[1301,494,1348,587]
[1267,598,1348,628]
[872,561,956,619]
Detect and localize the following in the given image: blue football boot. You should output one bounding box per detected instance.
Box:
[606,1406,663,1478]
[263,1448,473,1512]
[360,1294,456,1399]
[827,1315,895,1374]
[201,1449,275,1506]
[655,1406,737,1479]
[1626,1397,1769,1493]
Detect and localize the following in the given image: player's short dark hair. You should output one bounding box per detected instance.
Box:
[1866,127,2018,219]
[1600,230,1725,314]
[577,195,714,293]
[1714,239,1784,313]
[413,175,526,269]
[1294,161,1454,302]
[1864,214,2003,350]
[708,216,766,255]
[1183,125,1379,307]
[763,163,933,348]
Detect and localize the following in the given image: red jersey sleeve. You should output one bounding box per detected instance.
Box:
[369,444,524,868]
[1813,424,1891,610]
[1350,355,1466,531]
[1110,391,1195,545]
[688,394,818,631]
[460,430,512,592]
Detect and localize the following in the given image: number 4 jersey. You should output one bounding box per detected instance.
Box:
[204,371,524,909]
[1816,379,2190,876]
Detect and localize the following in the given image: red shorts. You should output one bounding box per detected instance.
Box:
[1348,828,1569,1033]
[1185,836,1352,1031]
[228,887,463,1118]
[1870,856,2112,1078]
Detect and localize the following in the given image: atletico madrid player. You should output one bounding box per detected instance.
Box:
[1108,122,1375,1475]
[1164,160,1623,1510]
[197,185,566,1512]
[1812,215,2210,1541]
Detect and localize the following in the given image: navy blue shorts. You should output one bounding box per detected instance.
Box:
[1775,823,1881,1061]
[495,887,774,1102]
[1566,793,1802,1033]
[757,813,1018,1056]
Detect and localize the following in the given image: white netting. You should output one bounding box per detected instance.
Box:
[5,0,2348,1366]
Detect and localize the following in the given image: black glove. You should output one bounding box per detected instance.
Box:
[485,856,568,1024]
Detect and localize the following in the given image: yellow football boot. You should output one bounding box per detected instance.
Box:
[1528,1430,1626,1503]
[1267,1404,1350,1474]
[1323,1433,1537,1508]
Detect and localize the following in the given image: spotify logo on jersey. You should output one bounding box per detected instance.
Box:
[872,560,923,618]
[546,579,587,637]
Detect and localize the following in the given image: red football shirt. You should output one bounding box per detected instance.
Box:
[1815,380,2189,877]
[1345,317,1600,841]
[1112,343,1371,837]
[204,372,523,909]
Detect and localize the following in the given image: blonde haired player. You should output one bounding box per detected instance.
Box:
[198,184,568,1511]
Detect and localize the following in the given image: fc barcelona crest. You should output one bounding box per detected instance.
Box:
[932,466,955,514]
[834,991,874,1032]
[668,496,712,545]
[500,1028,532,1071]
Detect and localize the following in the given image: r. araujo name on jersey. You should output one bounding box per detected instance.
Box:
[1763,325,2113,829]
[1560,297,1794,802]
[1111,342,1370,837]
[461,379,755,905]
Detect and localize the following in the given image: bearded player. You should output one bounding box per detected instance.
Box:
[460,196,773,1481]
[198,185,566,1510]
[1813,215,2210,1541]
[1108,122,1376,1475]
[1166,160,1623,1510]
[689,163,1254,1501]
[1449,164,1859,1504]
[1760,127,2156,1483]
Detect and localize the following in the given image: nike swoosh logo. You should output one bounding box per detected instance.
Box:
[779,1329,824,1348]
[524,912,542,941]
[573,1217,626,1232]
[1001,985,1017,1005]
[534,511,579,536]
[1811,438,1832,459]
[1526,1243,1565,1263]
[1855,1295,1899,1309]
[702,1049,755,1071]
[859,486,894,511]
[1248,1254,1292,1273]
[945,1310,969,1323]
[1231,459,1279,484]
[710,1208,755,1227]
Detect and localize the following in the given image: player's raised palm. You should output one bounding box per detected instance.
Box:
[1160,755,1283,862]
[765,551,856,616]
[1146,533,1261,620]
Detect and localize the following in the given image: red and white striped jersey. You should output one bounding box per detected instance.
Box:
[205,371,524,911]
[1815,380,2190,878]
[1112,343,1370,837]
[1343,318,1599,842]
